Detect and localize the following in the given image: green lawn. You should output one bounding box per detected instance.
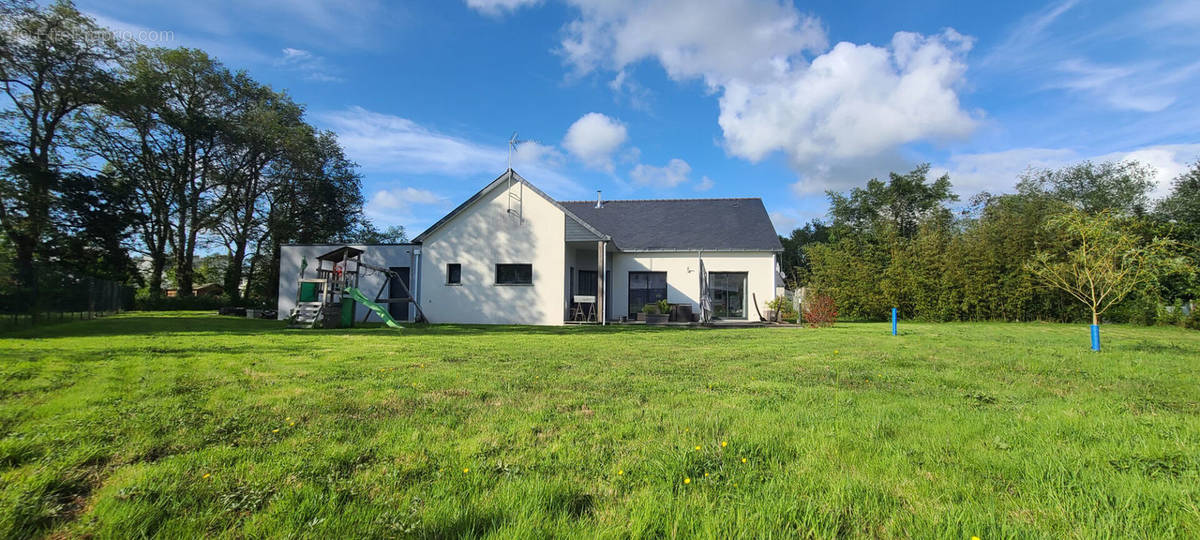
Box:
[1,312,1198,538]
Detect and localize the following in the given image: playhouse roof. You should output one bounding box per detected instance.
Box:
[316,246,364,262]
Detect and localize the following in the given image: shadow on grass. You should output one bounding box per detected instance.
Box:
[1,315,286,340]
[418,510,506,538]
[5,312,813,340]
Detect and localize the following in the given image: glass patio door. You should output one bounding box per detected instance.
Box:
[709,272,746,319]
[628,271,667,318]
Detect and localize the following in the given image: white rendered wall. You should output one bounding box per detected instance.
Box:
[609,251,778,320]
[418,183,567,325]
[276,244,416,322]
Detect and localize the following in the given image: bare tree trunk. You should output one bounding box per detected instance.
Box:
[148,254,166,297]
[225,241,247,303]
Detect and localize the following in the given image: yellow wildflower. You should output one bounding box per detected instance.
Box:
[684,477,690,484]
[721,441,727,447]
[463,468,470,474]
[741,458,747,463]
[202,473,210,479]
[272,428,279,433]
[617,470,623,475]
[694,445,701,451]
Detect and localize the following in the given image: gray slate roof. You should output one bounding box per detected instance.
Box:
[560,198,783,252]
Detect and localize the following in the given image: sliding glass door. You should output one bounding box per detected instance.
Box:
[628,271,667,317]
[709,272,747,319]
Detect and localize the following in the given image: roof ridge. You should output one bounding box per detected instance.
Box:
[559,197,762,203]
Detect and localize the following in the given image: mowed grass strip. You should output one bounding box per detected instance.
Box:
[0,312,1198,538]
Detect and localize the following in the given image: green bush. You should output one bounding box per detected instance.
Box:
[1107,292,1158,325]
[1157,299,1185,326]
[1185,305,1200,330]
[133,290,227,311]
[766,295,798,323]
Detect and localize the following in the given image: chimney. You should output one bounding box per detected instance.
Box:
[595,190,602,208]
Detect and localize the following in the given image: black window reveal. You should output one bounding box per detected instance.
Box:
[495,264,533,285]
[628,271,667,317]
[446,263,461,284]
[578,270,597,296]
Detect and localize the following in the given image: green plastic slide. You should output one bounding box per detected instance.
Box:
[345,287,403,328]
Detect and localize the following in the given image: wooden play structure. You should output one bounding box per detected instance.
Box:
[288,246,424,329]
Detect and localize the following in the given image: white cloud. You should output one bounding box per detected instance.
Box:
[280,47,313,62]
[1097,145,1200,200]
[768,207,828,234]
[558,1,976,176]
[980,0,1078,70]
[630,158,691,187]
[694,176,714,191]
[769,211,799,234]
[930,144,1200,200]
[562,113,628,171]
[981,0,1200,114]
[788,150,916,195]
[317,106,584,197]
[465,0,542,16]
[1045,58,1192,113]
[275,47,343,82]
[511,140,565,169]
[721,30,976,165]
[365,187,448,225]
[560,0,826,84]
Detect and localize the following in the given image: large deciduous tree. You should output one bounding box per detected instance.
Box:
[212,81,306,302]
[1017,160,1155,216]
[249,130,364,303]
[100,47,235,297]
[827,163,957,239]
[777,220,829,287]
[0,0,121,301]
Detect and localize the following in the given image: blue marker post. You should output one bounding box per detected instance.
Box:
[1090,324,1100,351]
[891,307,898,336]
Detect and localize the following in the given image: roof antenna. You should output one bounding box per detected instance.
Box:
[506,132,522,171]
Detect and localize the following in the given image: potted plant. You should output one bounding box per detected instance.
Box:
[637,303,654,321]
[645,300,669,325]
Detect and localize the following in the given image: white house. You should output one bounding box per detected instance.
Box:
[277,169,784,325]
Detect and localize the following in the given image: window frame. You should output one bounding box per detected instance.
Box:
[446,263,461,285]
[494,263,533,286]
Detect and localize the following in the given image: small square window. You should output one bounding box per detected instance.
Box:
[446,263,461,285]
[495,263,532,285]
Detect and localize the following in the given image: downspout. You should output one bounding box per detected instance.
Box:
[412,246,422,322]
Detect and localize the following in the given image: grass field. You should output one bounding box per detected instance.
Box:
[1,312,1198,538]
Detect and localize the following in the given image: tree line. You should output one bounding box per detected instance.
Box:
[0,1,396,311]
[780,160,1200,324]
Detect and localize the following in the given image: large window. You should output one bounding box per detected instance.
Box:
[446,263,461,285]
[710,272,747,319]
[578,270,597,296]
[495,263,532,285]
[628,271,667,317]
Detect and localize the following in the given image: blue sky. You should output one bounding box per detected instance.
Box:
[80,0,1200,234]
